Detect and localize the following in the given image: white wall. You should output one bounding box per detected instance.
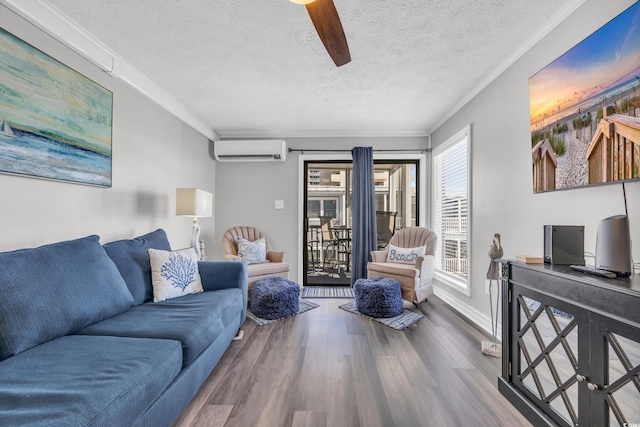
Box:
[0,5,216,252]
[430,0,640,330]
[213,136,428,280]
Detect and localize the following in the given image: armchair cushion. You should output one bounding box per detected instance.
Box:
[248,261,291,277]
[386,244,426,264]
[236,237,266,264]
[368,261,419,278]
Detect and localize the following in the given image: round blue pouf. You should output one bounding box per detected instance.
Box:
[354,277,403,318]
[250,276,300,320]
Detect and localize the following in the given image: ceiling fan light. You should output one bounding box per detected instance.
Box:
[290,0,316,4]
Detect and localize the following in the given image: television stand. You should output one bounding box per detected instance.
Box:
[499,261,640,426]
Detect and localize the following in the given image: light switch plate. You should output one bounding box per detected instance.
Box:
[275,200,285,209]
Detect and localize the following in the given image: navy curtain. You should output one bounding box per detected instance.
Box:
[351,147,377,285]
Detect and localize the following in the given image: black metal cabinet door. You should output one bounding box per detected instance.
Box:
[510,283,589,427]
[587,313,640,427]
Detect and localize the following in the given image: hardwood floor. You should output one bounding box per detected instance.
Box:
[172,296,532,427]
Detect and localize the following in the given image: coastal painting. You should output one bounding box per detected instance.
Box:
[530,1,640,193]
[0,27,112,187]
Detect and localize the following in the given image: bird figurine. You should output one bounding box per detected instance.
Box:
[483,233,504,357]
[487,233,503,280]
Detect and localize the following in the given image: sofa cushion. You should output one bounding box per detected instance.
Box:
[0,235,134,362]
[103,229,172,305]
[0,334,182,427]
[77,288,243,367]
[148,247,204,302]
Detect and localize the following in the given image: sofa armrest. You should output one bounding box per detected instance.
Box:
[198,261,248,322]
[198,261,248,292]
[266,250,286,263]
[370,250,388,263]
[416,255,435,285]
[224,254,241,261]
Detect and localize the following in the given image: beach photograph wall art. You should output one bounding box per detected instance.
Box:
[0,27,112,187]
[530,1,640,193]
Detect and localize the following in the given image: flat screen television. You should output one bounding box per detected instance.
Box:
[529,1,640,193]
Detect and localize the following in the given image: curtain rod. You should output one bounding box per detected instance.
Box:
[288,148,431,153]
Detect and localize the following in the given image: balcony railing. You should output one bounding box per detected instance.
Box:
[441,217,468,233]
[444,258,468,279]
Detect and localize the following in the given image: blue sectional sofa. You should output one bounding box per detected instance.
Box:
[0,229,248,427]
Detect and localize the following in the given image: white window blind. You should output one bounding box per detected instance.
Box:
[432,128,469,290]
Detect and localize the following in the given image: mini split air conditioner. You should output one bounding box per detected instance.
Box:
[214,140,287,162]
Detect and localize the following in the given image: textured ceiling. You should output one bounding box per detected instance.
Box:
[45,0,576,138]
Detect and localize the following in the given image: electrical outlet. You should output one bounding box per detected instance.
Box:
[485,280,491,295]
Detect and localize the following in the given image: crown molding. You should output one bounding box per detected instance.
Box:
[216,128,431,139]
[0,0,217,141]
[427,0,588,135]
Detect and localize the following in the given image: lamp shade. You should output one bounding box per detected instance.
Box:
[176,188,213,217]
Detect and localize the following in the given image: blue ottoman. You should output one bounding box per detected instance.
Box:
[354,277,403,318]
[250,276,300,320]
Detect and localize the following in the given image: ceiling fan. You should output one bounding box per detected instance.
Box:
[290,0,351,67]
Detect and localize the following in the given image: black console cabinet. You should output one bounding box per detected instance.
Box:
[499,262,640,426]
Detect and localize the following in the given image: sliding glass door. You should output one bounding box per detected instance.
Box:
[303,160,420,286]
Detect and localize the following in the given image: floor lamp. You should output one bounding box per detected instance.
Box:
[176,188,213,260]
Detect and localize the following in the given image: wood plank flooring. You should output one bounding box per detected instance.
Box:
[172,296,532,427]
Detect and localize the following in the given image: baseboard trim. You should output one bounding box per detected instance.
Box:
[433,285,502,338]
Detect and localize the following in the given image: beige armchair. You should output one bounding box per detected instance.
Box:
[367,227,437,303]
[222,226,290,294]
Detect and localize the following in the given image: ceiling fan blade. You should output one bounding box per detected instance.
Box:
[305,0,351,67]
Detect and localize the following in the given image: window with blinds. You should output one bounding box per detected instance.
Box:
[432,126,470,293]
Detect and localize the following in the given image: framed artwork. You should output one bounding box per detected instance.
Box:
[529,1,640,193]
[0,27,113,187]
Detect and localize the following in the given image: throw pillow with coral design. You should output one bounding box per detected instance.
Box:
[148,247,204,302]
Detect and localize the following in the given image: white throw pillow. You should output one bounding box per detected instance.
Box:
[386,244,427,264]
[236,237,266,264]
[148,247,204,302]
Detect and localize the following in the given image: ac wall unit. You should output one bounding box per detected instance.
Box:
[214,140,287,162]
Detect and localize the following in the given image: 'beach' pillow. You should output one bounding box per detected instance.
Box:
[386,244,427,264]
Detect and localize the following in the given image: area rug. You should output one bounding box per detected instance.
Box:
[247,300,319,326]
[302,286,354,298]
[339,301,424,331]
